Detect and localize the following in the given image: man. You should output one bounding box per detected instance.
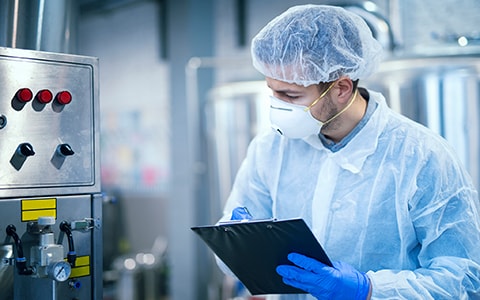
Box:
[218,4,480,300]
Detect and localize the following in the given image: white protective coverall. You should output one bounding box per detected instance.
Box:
[219,90,480,299]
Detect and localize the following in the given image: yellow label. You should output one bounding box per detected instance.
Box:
[69,255,91,278]
[21,198,56,210]
[75,255,90,267]
[21,198,57,222]
[22,209,56,222]
[70,265,90,278]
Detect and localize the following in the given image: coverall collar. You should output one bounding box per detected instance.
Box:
[303,90,389,173]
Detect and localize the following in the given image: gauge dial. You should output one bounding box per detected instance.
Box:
[48,261,72,282]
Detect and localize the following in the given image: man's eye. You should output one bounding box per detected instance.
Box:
[285,95,299,100]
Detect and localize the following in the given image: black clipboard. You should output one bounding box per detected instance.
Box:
[191,218,332,295]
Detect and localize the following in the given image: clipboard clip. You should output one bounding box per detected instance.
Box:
[218,219,251,225]
[218,218,278,225]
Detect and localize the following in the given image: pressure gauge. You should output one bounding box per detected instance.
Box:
[47,261,72,282]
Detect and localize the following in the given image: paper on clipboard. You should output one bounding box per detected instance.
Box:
[191,218,332,295]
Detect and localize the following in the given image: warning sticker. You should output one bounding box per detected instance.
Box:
[21,198,57,222]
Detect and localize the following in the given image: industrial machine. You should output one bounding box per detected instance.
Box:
[0,47,102,299]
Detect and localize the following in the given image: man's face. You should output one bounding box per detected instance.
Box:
[265,77,336,122]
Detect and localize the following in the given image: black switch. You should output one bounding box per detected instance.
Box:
[10,143,35,170]
[19,143,35,157]
[58,144,75,156]
[51,143,75,169]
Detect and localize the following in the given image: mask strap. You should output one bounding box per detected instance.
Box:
[323,89,358,126]
[304,81,336,112]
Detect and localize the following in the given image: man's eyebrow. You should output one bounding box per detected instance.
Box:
[267,85,303,94]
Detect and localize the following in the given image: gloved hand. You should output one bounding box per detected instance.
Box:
[276,253,370,300]
[230,206,253,220]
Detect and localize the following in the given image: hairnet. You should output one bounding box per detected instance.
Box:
[251,5,384,86]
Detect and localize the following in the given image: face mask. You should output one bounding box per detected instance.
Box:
[269,82,336,139]
[269,96,322,138]
[269,85,358,139]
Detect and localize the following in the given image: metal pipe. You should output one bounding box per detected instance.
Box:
[11,0,20,48]
[343,1,396,51]
[0,0,78,53]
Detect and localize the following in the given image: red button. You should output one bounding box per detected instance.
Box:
[56,91,72,105]
[16,88,33,102]
[37,89,53,104]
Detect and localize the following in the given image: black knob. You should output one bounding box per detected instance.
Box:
[58,144,75,156]
[18,143,35,157]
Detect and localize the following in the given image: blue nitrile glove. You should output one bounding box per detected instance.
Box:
[231,207,253,220]
[276,253,370,300]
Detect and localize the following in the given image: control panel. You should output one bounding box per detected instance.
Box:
[0,47,100,197]
[0,47,102,300]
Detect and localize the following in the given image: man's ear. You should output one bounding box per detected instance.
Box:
[334,77,354,104]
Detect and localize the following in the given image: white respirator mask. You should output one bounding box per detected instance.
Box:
[269,84,358,139]
[269,96,322,138]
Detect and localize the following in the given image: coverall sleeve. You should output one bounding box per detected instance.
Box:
[216,135,275,277]
[219,135,275,222]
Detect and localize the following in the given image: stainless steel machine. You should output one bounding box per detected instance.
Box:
[0,47,102,299]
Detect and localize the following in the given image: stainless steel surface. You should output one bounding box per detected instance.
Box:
[0,46,100,197]
[343,2,395,51]
[12,195,99,299]
[0,0,78,53]
[0,245,13,297]
[0,47,102,300]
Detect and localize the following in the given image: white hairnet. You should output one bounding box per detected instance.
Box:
[251,5,384,86]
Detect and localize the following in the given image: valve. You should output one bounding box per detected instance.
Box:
[27,217,72,281]
[69,279,82,289]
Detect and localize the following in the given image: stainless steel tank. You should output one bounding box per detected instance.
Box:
[205,81,271,217]
[363,54,480,189]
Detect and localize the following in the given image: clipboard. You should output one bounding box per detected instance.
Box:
[191,218,332,295]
